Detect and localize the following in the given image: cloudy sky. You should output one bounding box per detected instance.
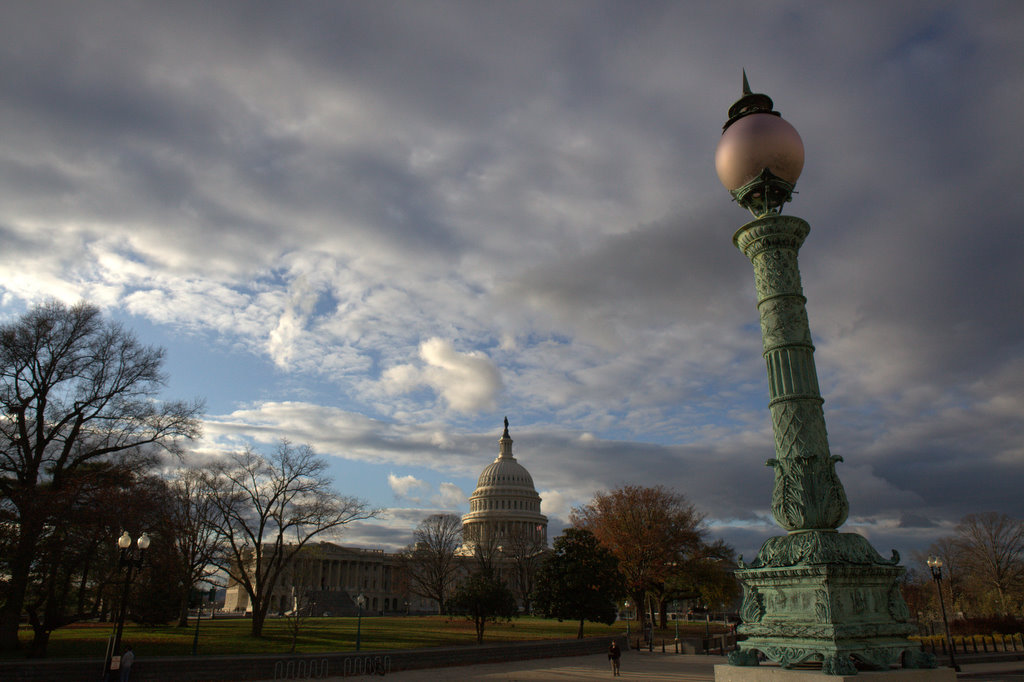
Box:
[2,1,1022,563]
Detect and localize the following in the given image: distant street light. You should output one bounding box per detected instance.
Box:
[624,600,631,641]
[191,586,215,656]
[927,556,960,672]
[104,531,150,679]
[355,593,366,651]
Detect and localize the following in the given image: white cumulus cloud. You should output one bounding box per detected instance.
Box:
[435,482,467,508]
[383,337,503,413]
[388,473,430,501]
[267,276,318,370]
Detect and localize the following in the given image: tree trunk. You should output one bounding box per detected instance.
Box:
[25,606,51,658]
[631,590,644,627]
[177,595,190,628]
[577,618,585,639]
[251,608,266,637]
[0,524,41,651]
[27,629,50,659]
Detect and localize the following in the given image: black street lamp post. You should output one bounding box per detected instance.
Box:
[927,556,960,672]
[191,586,215,656]
[355,593,366,651]
[104,531,150,679]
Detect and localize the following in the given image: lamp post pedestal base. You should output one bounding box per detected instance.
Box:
[715,664,956,682]
[727,554,933,675]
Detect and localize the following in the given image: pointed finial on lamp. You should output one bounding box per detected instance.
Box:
[716,71,804,217]
[723,70,777,131]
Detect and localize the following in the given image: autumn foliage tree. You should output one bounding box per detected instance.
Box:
[662,538,740,618]
[571,485,706,627]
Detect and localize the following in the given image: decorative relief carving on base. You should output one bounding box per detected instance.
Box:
[888,582,912,623]
[739,585,764,623]
[904,648,937,669]
[745,530,899,568]
[821,654,857,675]
[728,648,761,667]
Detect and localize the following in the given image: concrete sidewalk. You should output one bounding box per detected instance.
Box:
[323,651,722,680]
[314,651,1024,681]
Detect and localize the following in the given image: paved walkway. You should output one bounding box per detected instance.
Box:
[324,651,721,680]
[313,651,1024,681]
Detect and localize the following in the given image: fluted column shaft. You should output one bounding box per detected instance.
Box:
[734,215,849,532]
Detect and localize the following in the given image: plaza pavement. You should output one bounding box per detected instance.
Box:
[308,651,1024,681]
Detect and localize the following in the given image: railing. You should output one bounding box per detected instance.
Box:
[923,633,1024,657]
[630,634,737,655]
[273,657,329,680]
[342,654,392,676]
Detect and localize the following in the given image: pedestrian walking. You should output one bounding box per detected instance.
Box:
[119,644,134,682]
[608,641,621,676]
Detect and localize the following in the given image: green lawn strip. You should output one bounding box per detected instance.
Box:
[9,617,731,660]
[9,616,649,659]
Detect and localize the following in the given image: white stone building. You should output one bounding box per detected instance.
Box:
[461,417,548,552]
[223,418,547,615]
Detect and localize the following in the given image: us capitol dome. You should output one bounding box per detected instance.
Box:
[461,418,548,550]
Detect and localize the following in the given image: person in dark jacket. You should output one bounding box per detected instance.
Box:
[608,641,622,676]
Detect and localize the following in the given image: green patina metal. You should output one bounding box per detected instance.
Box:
[720,79,935,675]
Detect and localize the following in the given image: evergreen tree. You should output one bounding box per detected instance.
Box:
[449,570,517,644]
[533,528,624,639]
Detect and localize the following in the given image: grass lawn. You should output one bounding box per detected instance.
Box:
[9,615,725,660]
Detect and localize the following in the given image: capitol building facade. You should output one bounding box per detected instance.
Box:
[223,419,548,615]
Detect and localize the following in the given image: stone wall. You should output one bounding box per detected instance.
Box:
[0,636,625,681]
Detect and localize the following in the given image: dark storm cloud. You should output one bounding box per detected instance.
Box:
[0,0,465,267]
[507,209,751,333]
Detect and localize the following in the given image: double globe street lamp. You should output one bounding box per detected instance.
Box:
[105,531,150,678]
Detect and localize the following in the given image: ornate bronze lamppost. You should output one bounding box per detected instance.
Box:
[714,74,944,677]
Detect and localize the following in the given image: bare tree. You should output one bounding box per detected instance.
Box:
[284,588,314,653]
[164,468,225,627]
[464,523,503,577]
[205,440,379,637]
[503,525,546,614]
[0,301,202,652]
[954,512,1024,616]
[403,514,463,614]
[916,535,969,617]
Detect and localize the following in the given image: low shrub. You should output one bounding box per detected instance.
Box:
[950,616,1023,636]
